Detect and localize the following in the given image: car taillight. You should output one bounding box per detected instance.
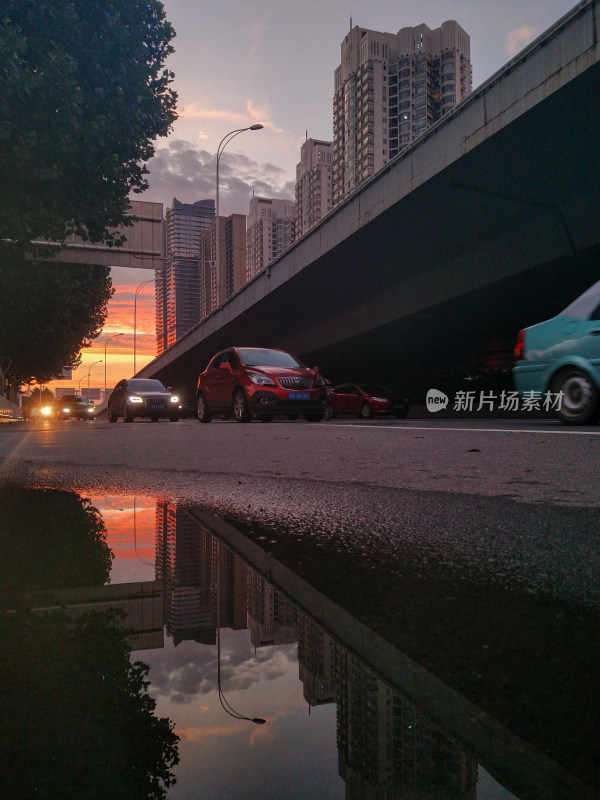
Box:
[514,330,525,361]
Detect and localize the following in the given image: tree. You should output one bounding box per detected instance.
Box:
[1,610,179,799]
[0,1,176,399]
[0,0,177,247]
[0,259,113,398]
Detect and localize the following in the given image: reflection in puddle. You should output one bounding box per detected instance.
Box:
[1,487,597,799]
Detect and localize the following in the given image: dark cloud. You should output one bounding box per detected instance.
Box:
[143,140,295,215]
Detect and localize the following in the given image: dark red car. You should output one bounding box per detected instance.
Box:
[196,347,327,423]
[326,382,409,419]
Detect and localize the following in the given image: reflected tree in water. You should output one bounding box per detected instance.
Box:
[0,609,179,800]
[0,487,113,601]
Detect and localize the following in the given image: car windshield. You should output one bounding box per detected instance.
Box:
[126,380,166,392]
[359,384,394,395]
[238,349,302,368]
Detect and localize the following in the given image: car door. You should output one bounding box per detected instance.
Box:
[208,351,236,408]
[333,385,355,415]
[577,300,600,378]
[109,381,126,415]
[345,384,362,415]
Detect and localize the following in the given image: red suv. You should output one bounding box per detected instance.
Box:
[196,347,326,423]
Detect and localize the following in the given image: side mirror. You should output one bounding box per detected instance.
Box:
[219,362,233,373]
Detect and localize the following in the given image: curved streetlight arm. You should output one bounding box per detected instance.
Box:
[215,124,263,308]
[133,279,154,376]
[216,124,264,160]
[104,332,123,395]
[86,359,103,399]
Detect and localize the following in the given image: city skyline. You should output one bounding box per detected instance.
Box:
[47,0,578,396]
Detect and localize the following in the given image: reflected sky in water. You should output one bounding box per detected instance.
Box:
[89,493,517,800]
[7,487,597,799]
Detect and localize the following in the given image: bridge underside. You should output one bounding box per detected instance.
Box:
[147,61,600,398]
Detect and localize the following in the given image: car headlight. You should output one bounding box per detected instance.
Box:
[62,407,70,414]
[128,395,143,403]
[247,371,276,386]
[86,407,94,413]
[170,395,179,403]
[371,397,388,403]
[41,406,53,416]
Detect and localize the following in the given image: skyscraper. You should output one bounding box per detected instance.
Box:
[156,198,215,353]
[295,137,333,238]
[332,20,471,205]
[246,196,296,281]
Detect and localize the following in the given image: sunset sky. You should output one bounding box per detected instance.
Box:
[51,0,577,397]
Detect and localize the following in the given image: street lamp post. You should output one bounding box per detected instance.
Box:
[215,124,263,308]
[85,360,103,400]
[134,279,154,375]
[104,333,123,397]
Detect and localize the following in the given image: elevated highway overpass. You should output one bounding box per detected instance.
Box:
[142,0,600,398]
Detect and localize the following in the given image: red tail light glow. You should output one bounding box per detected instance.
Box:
[514,330,525,361]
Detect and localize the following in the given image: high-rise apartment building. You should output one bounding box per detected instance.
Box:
[156,198,215,353]
[332,20,471,205]
[295,138,333,238]
[246,196,296,281]
[196,213,247,318]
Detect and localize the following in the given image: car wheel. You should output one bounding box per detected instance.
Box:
[123,408,135,423]
[169,414,179,422]
[551,367,599,425]
[196,393,213,423]
[258,414,274,423]
[305,412,324,422]
[233,388,252,423]
[108,407,118,423]
[324,403,335,420]
[359,402,373,419]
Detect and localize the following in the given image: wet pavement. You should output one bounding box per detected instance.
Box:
[1,484,598,799]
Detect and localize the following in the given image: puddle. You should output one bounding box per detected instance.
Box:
[1,485,597,799]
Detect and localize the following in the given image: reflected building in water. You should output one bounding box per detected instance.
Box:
[152,502,477,799]
[155,501,247,645]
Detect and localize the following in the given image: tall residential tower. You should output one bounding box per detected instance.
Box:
[295,138,333,238]
[246,196,296,281]
[332,20,471,205]
[157,198,215,353]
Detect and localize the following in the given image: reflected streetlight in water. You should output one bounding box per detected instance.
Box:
[216,538,266,724]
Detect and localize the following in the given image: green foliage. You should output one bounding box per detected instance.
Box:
[0,609,179,799]
[0,259,114,391]
[0,0,177,246]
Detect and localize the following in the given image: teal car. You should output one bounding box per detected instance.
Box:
[513,279,600,424]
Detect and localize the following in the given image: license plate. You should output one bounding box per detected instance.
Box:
[288,391,310,400]
[151,403,163,409]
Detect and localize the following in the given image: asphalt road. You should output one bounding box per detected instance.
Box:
[1,415,599,605]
